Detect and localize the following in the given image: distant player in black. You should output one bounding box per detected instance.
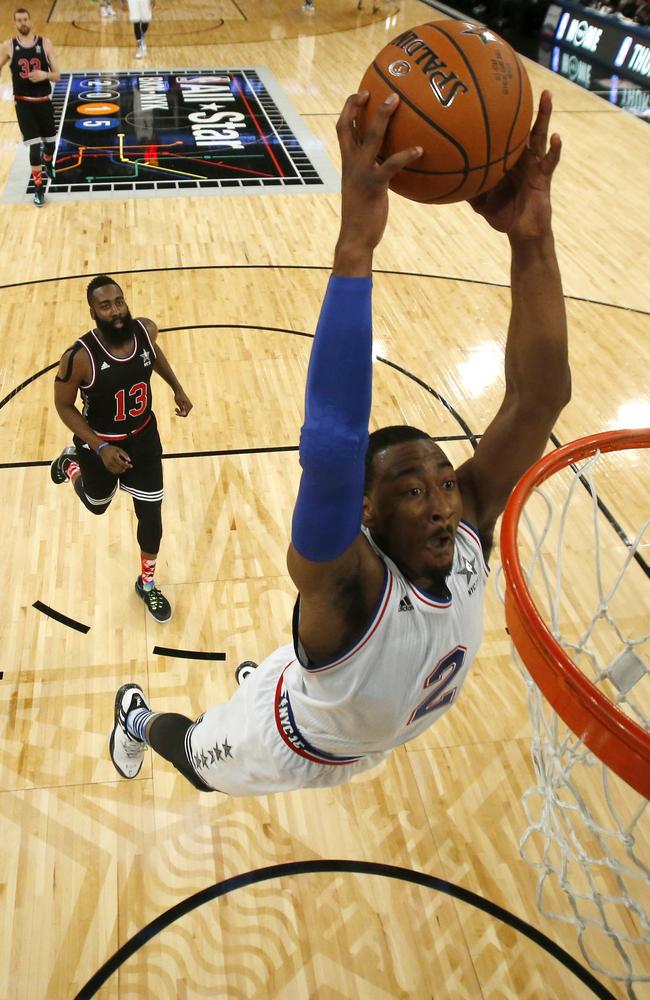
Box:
[50,276,193,622]
[0,8,61,206]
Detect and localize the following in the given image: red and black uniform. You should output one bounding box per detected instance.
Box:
[73,321,163,510]
[10,35,56,145]
[79,322,155,439]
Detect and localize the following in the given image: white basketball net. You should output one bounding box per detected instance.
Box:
[498,447,650,999]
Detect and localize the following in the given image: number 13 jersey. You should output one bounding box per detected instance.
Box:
[77,321,156,438]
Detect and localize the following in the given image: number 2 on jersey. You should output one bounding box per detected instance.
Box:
[114,382,147,421]
[407,645,466,725]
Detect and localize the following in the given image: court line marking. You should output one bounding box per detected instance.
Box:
[0,313,646,578]
[152,646,226,660]
[32,600,90,633]
[0,437,474,470]
[72,859,616,1000]
[0,264,646,316]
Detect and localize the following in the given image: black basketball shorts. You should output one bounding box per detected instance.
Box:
[14,99,56,145]
[73,416,164,508]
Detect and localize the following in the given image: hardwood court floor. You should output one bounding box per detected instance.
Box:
[0,1,648,998]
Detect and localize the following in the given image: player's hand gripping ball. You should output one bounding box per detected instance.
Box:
[357,19,533,204]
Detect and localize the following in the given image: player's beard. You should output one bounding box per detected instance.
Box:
[17,24,31,35]
[95,309,136,348]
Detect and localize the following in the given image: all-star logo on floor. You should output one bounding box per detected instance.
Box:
[3,68,339,205]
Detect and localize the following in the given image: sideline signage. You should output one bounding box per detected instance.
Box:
[542,0,650,85]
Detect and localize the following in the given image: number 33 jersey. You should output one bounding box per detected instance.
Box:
[76,321,156,438]
[285,521,489,757]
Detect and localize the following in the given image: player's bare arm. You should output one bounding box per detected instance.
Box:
[142,317,193,417]
[456,91,571,557]
[286,92,422,662]
[27,38,60,84]
[37,38,60,83]
[0,39,11,71]
[54,348,132,474]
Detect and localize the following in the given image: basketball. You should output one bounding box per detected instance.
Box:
[358,20,533,204]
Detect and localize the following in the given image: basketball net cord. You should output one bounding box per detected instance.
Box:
[497,450,649,999]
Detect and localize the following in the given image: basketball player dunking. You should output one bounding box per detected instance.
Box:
[0,8,61,207]
[109,89,570,792]
[51,277,193,623]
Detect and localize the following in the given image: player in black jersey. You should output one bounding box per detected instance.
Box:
[50,275,193,623]
[0,8,61,206]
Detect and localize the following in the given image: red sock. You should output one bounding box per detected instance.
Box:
[66,461,80,481]
[141,555,156,591]
[31,167,43,187]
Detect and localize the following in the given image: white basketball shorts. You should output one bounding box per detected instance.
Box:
[186,644,388,796]
[127,0,152,22]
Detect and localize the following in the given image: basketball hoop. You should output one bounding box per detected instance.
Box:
[499,429,649,996]
[501,429,650,798]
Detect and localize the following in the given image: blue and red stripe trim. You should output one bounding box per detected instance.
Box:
[301,569,393,674]
[274,666,364,766]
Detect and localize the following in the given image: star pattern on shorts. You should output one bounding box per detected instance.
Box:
[193,740,233,770]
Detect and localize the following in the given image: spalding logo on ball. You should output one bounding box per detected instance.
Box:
[358,19,533,204]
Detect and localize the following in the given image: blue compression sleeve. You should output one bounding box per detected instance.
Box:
[291,275,373,562]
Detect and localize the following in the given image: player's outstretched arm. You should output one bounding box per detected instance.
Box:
[27,39,61,85]
[457,91,570,555]
[0,40,11,73]
[333,90,422,276]
[286,93,421,663]
[43,40,61,84]
[144,318,193,416]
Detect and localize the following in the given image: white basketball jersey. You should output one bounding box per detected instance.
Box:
[281,520,489,760]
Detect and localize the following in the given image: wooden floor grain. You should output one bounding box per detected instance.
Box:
[0,0,648,997]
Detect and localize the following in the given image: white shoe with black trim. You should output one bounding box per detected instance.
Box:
[109,683,149,778]
[235,660,258,685]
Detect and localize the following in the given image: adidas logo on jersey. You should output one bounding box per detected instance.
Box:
[100,361,110,371]
[398,595,414,612]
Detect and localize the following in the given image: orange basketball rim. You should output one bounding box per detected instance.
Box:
[500,429,650,799]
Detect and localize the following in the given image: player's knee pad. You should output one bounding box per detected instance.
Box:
[29,144,41,167]
[74,478,112,515]
[42,141,55,157]
[86,503,110,516]
[134,498,162,553]
[148,714,213,792]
